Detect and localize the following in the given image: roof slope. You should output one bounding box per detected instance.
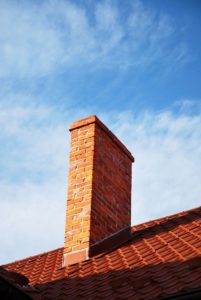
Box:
[1,206,201,300]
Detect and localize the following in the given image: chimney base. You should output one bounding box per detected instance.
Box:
[63,227,131,266]
[63,249,88,267]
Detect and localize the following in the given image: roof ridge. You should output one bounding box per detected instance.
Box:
[132,205,201,231]
[2,247,64,267]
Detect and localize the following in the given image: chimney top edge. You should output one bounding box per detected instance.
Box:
[69,115,134,162]
[69,115,97,131]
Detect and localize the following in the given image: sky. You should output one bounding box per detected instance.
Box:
[0,0,201,264]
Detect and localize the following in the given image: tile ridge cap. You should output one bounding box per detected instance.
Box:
[132,205,201,231]
[2,247,64,267]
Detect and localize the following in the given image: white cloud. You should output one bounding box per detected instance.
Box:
[0,100,66,180]
[0,100,69,263]
[0,0,188,78]
[0,180,66,264]
[109,105,201,224]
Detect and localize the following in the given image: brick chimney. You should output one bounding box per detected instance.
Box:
[63,116,134,266]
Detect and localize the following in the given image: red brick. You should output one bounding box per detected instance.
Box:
[64,116,134,266]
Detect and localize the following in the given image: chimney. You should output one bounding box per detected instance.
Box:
[63,116,134,266]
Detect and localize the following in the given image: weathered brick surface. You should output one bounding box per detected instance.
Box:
[64,116,134,264]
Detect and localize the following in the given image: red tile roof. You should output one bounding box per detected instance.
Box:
[1,206,201,299]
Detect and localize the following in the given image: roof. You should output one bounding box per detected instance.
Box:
[1,206,201,300]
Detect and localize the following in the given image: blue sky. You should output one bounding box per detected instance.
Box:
[0,0,201,264]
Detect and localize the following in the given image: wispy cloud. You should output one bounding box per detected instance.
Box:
[0,0,188,78]
[0,180,66,264]
[0,100,66,181]
[110,104,201,223]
